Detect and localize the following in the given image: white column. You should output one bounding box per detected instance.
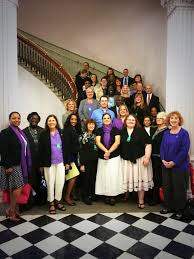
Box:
[0,0,18,129]
[161,0,194,158]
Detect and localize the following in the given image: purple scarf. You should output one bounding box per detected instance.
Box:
[10,126,32,182]
[103,124,113,149]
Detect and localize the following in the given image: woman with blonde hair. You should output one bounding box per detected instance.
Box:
[62,99,77,125]
[113,104,129,130]
[131,93,149,126]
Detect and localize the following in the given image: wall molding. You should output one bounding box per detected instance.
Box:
[161,0,194,16]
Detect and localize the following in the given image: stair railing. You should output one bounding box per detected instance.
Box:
[17,33,77,101]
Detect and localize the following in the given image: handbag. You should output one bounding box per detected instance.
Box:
[65,162,80,181]
[159,187,164,202]
[2,183,31,204]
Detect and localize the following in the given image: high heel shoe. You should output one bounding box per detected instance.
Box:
[7,209,21,222]
[5,209,10,218]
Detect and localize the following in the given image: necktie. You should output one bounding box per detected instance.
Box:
[124,77,127,85]
[147,94,151,105]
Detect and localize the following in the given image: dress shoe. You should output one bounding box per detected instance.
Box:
[160,209,173,214]
[174,211,183,220]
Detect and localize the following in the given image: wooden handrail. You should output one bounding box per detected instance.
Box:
[17,33,77,100]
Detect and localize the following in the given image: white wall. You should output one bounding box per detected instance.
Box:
[17,0,167,105]
[17,66,65,129]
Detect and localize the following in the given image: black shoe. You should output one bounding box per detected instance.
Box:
[160,209,173,214]
[148,200,157,206]
[83,198,92,205]
[110,198,116,206]
[174,211,183,220]
[90,195,98,202]
[105,197,110,204]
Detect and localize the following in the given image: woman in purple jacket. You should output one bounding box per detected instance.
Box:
[160,111,190,219]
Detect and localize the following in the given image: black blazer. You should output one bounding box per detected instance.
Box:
[120,127,152,163]
[144,94,160,112]
[110,106,118,117]
[0,127,22,168]
[144,127,157,138]
[63,126,81,164]
[121,76,135,86]
[39,129,68,167]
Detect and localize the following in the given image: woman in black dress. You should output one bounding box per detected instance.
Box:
[63,113,82,205]
[149,112,167,205]
[79,119,98,205]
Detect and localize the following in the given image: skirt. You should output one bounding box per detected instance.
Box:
[0,165,24,190]
[121,156,154,192]
[95,156,124,196]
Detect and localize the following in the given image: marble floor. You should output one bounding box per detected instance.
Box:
[0,201,193,259]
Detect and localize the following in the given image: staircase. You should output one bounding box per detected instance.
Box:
[17,29,123,81]
[17,33,77,102]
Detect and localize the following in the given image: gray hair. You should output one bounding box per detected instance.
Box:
[157,112,166,120]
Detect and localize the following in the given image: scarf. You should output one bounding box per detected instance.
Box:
[103,124,113,149]
[152,127,167,140]
[10,126,32,181]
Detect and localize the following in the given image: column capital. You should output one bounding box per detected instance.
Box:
[0,0,18,7]
[161,0,194,16]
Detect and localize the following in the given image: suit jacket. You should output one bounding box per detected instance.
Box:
[144,93,160,112]
[121,76,135,86]
[110,105,119,117]
[0,127,22,168]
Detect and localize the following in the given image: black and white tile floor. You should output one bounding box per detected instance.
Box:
[0,212,193,259]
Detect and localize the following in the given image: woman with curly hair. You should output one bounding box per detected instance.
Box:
[160,111,190,219]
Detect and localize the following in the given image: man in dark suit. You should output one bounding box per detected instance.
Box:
[120,68,135,86]
[110,95,125,117]
[144,84,160,112]
[75,69,92,92]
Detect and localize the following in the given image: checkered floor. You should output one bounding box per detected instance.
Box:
[0,212,193,259]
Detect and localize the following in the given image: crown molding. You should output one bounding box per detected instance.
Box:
[161,0,194,16]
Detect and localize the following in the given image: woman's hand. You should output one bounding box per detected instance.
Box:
[80,165,85,172]
[65,164,70,171]
[143,157,149,166]
[162,160,175,168]
[104,151,110,160]
[5,168,13,175]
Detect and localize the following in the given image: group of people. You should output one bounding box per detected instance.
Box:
[0,62,191,222]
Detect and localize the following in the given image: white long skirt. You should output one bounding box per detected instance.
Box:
[95,156,124,196]
[121,156,154,192]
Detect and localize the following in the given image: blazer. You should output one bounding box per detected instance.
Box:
[78,99,99,121]
[144,93,160,112]
[110,105,118,117]
[121,76,135,86]
[39,129,68,167]
[63,126,80,164]
[0,127,22,168]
